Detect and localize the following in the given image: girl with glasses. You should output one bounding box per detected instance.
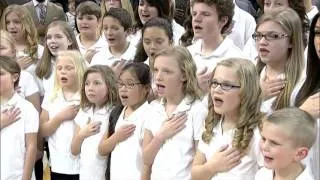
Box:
[99,62,151,180]
[192,58,263,180]
[255,8,305,114]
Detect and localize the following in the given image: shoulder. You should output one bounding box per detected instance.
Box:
[255,167,273,180]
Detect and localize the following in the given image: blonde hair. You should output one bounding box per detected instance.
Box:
[50,50,87,102]
[256,8,305,110]
[80,65,119,109]
[100,0,136,26]
[202,58,263,153]
[36,21,79,79]
[1,5,39,62]
[0,30,16,57]
[153,46,203,103]
[262,108,317,148]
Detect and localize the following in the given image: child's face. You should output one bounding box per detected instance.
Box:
[314,18,320,58]
[85,72,108,107]
[263,0,289,13]
[0,68,17,96]
[191,3,224,40]
[118,70,148,108]
[0,39,15,58]
[153,55,185,99]
[68,0,75,12]
[138,0,159,25]
[56,56,77,89]
[5,12,24,41]
[143,27,171,59]
[76,14,99,35]
[105,0,121,10]
[260,121,301,169]
[210,66,240,117]
[46,27,72,56]
[255,21,291,67]
[103,16,127,48]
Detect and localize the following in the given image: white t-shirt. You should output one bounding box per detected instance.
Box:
[198,120,262,180]
[18,70,39,98]
[111,102,150,180]
[16,44,44,75]
[187,37,246,74]
[172,19,185,45]
[90,41,136,66]
[1,93,39,180]
[144,96,208,180]
[255,166,315,180]
[259,67,306,114]
[76,34,108,58]
[74,105,113,180]
[229,3,256,50]
[41,90,80,174]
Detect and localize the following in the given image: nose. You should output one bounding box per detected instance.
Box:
[260,139,270,152]
[154,71,163,81]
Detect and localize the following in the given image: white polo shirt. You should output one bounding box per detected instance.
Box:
[111,101,150,180]
[41,90,80,174]
[172,19,185,45]
[1,93,39,180]
[74,105,113,180]
[16,44,44,75]
[76,34,108,57]
[90,41,136,66]
[144,96,208,180]
[187,37,246,74]
[259,67,306,114]
[255,166,315,180]
[198,120,262,180]
[37,60,55,96]
[229,3,256,50]
[18,70,39,98]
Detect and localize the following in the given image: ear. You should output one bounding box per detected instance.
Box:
[67,39,73,47]
[180,74,187,82]
[294,147,309,161]
[218,16,228,32]
[12,73,19,83]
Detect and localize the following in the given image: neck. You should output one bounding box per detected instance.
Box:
[222,112,238,131]
[0,90,15,105]
[265,64,285,80]
[80,33,98,47]
[165,92,185,109]
[304,0,313,13]
[274,163,304,180]
[15,38,26,49]
[126,100,146,117]
[110,41,129,57]
[62,86,78,95]
[201,34,223,55]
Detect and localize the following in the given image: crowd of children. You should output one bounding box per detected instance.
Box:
[0,0,319,180]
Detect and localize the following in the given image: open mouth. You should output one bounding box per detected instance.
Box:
[193,25,203,31]
[213,96,223,106]
[60,77,68,83]
[121,95,128,100]
[263,155,274,162]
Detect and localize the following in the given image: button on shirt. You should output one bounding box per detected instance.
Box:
[198,120,263,180]
[144,96,208,180]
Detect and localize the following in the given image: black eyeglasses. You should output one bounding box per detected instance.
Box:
[209,80,240,91]
[117,81,143,89]
[252,32,288,41]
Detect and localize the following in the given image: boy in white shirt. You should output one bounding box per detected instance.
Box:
[256,108,317,180]
[90,8,136,67]
[188,0,245,93]
[75,1,108,64]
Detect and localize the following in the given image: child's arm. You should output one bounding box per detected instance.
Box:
[22,133,37,180]
[71,119,101,155]
[142,113,187,167]
[40,105,79,137]
[0,107,21,129]
[25,92,41,113]
[98,124,136,156]
[191,145,241,180]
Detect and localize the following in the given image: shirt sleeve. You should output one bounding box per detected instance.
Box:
[192,101,208,141]
[24,102,39,133]
[74,109,87,127]
[197,137,208,155]
[41,92,50,111]
[21,71,39,97]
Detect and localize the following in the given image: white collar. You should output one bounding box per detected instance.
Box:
[194,37,234,58]
[33,0,48,7]
[158,95,193,116]
[1,93,20,109]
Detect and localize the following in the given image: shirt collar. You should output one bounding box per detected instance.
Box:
[159,95,193,116]
[123,101,149,122]
[33,0,48,7]
[57,90,81,104]
[194,37,234,59]
[1,93,20,110]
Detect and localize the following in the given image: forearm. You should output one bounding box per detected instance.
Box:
[192,163,217,180]
[23,134,37,180]
[0,118,11,129]
[143,134,165,167]
[98,134,118,156]
[71,133,85,156]
[40,116,62,137]
[141,164,151,180]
